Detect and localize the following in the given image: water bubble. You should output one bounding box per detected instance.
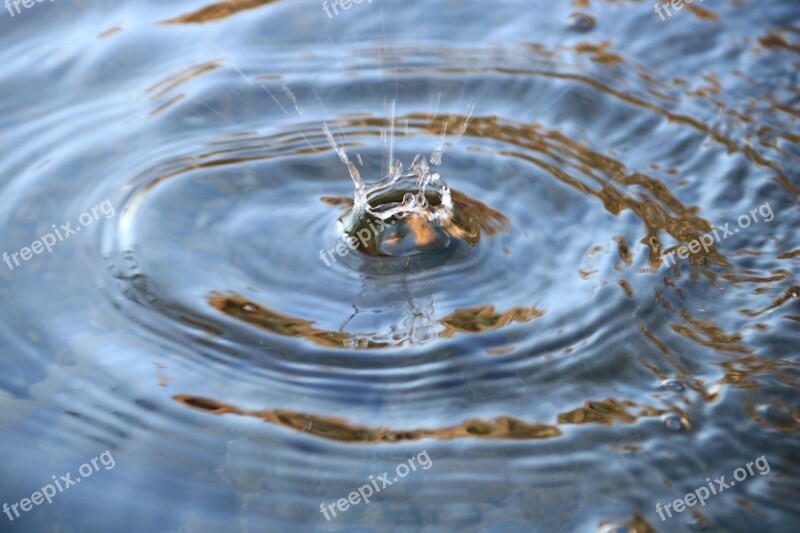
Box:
[569,13,596,32]
[755,402,796,428]
[659,379,686,392]
[662,414,689,430]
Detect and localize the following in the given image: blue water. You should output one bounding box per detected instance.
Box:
[0,0,798,531]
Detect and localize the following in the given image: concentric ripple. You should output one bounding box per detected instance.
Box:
[0,0,798,531]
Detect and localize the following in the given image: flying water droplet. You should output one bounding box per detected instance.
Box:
[569,13,596,32]
[659,379,686,392]
[662,414,689,430]
[280,84,303,115]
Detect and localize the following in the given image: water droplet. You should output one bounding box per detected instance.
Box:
[569,13,596,32]
[280,84,303,115]
[662,414,689,430]
[755,402,795,427]
[659,379,686,392]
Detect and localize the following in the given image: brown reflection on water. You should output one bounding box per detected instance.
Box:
[685,4,719,21]
[745,400,800,433]
[637,320,721,404]
[145,61,223,116]
[557,398,665,425]
[618,279,634,297]
[174,394,562,442]
[175,393,681,442]
[574,42,624,66]
[670,310,751,355]
[146,61,222,100]
[758,30,800,55]
[719,355,800,390]
[720,270,792,285]
[460,115,723,269]
[440,304,544,337]
[443,189,510,246]
[208,293,546,348]
[162,0,280,24]
[208,293,391,349]
[98,26,122,39]
[320,196,356,207]
[598,514,656,533]
[614,235,633,267]
[740,285,800,317]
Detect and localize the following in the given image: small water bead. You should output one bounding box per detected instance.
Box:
[569,13,596,32]
[659,379,686,392]
[662,414,690,430]
[755,402,797,428]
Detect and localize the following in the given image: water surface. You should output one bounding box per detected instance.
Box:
[0,0,798,531]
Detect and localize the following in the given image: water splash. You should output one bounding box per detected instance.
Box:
[431,101,474,165]
[322,122,453,231]
[281,84,303,115]
[321,100,480,233]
